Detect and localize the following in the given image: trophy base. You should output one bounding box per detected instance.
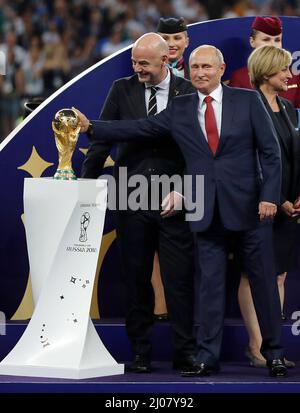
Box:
[54,169,77,180]
[0,363,124,379]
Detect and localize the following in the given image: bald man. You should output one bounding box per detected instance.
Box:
[81,33,197,375]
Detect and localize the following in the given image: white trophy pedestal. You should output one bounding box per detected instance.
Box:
[0,178,124,379]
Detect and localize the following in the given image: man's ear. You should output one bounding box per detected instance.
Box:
[162,55,169,64]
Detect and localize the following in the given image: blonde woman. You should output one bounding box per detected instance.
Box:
[239,45,300,368]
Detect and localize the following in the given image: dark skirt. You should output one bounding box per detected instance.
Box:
[273,212,298,275]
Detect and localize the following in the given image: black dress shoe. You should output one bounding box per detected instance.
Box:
[127,355,151,373]
[173,355,197,371]
[181,362,219,377]
[267,359,287,377]
[154,313,169,322]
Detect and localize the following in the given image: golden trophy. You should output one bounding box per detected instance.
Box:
[52,108,81,180]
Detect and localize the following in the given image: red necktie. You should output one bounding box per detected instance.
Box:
[204,95,219,155]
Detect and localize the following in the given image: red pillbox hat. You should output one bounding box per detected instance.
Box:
[252,16,282,36]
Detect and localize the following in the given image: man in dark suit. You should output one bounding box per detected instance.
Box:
[153,16,190,321]
[75,44,287,377]
[229,16,300,107]
[81,33,197,375]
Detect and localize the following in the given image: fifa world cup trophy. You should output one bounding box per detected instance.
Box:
[52,108,81,180]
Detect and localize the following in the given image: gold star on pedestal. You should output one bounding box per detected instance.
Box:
[90,229,116,318]
[103,156,115,168]
[17,146,54,177]
[79,147,88,156]
[11,213,34,320]
[79,147,115,169]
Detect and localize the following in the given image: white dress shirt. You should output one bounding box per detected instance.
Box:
[145,69,183,199]
[145,69,170,114]
[197,84,223,141]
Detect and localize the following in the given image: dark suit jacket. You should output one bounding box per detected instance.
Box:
[90,84,281,233]
[258,91,300,204]
[230,66,300,108]
[81,72,195,181]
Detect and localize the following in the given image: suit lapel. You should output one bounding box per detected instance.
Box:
[132,76,147,118]
[258,90,289,157]
[278,97,300,197]
[278,98,294,157]
[278,97,297,139]
[293,127,300,199]
[168,72,182,101]
[218,84,235,154]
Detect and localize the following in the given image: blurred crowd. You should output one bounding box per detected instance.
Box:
[0,0,299,142]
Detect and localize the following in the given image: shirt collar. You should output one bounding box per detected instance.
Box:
[145,68,170,90]
[197,83,223,106]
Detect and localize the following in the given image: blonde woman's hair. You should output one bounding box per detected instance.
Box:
[247,45,292,88]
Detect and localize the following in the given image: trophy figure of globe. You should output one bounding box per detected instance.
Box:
[52,108,81,180]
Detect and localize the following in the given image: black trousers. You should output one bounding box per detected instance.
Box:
[195,208,284,366]
[114,209,196,359]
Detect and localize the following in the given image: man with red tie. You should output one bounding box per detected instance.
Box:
[75,45,287,377]
[229,16,300,107]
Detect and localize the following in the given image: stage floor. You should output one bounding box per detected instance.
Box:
[1,320,299,393]
[0,362,299,393]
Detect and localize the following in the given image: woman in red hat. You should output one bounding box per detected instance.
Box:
[230,16,300,107]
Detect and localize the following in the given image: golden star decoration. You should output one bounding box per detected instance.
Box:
[17,146,54,177]
[79,147,115,168]
[11,213,34,320]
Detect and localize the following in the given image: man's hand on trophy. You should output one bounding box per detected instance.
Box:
[72,107,90,133]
